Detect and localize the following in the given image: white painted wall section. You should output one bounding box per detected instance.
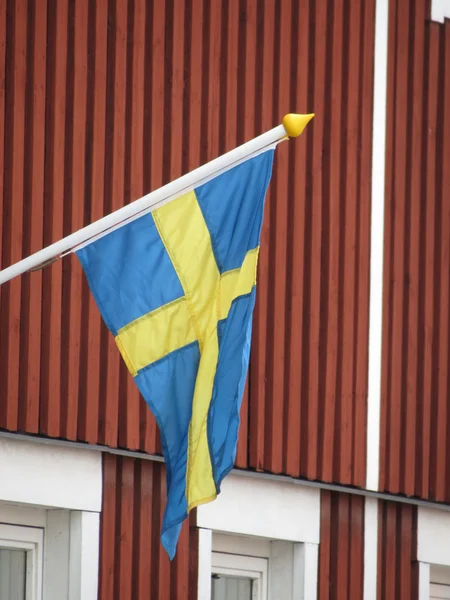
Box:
[0,437,102,512]
[197,473,320,543]
[68,512,100,600]
[367,0,389,493]
[418,508,450,566]
[363,497,379,600]
[44,510,71,598]
[431,0,450,22]
[197,529,212,600]
[293,542,319,600]
[418,562,431,600]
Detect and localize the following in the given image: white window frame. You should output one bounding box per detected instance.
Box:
[417,507,450,600]
[429,566,450,599]
[0,436,102,600]
[196,473,320,599]
[211,551,268,600]
[431,0,450,22]
[0,523,44,600]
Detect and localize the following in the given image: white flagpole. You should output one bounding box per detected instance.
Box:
[0,113,313,286]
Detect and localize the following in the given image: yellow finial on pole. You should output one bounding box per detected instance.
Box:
[282,113,314,138]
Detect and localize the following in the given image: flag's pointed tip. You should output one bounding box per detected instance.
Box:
[282,113,315,138]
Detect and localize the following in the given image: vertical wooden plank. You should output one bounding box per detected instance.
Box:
[353,0,374,487]
[149,465,168,599]
[399,506,412,600]
[139,0,166,454]
[349,497,364,599]
[116,458,135,600]
[40,0,68,437]
[17,0,46,433]
[318,491,331,600]
[265,0,291,474]
[171,519,190,599]
[377,503,385,600]
[183,0,202,174]
[134,460,153,600]
[158,467,171,600]
[403,0,426,497]
[427,16,441,504]
[418,24,439,499]
[150,463,161,599]
[205,0,221,162]
[188,513,199,600]
[0,0,27,432]
[99,454,117,600]
[249,0,274,471]
[119,0,146,451]
[387,504,398,600]
[388,0,408,494]
[377,501,418,600]
[284,0,309,477]
[338,0,360,485]
[379,0,397,492]
[62,0,88,441]
[78,0,108,445]
[150,0,165,189]
[221,0,239,156]
[240,0,257,147]
[435,21,450,502]
[333,494,350,598]
[321,0,343,483]
[302,0,326,480]
[100,0,128,448]
[168,0,185,180]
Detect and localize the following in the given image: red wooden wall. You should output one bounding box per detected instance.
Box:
[99,454,198,600]
[380,0,450,501]
[0,0,375,490]
[377,501,418,600]
[318,491,365,600]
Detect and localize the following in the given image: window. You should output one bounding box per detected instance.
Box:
[431,0,450,22]
[417,508,450,600]
[196,473,320,599]
[0,435,102,600]
[211,552,268,600]
[0,523,43,600]
[429,566,450,599]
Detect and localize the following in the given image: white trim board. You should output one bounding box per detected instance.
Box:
[364,0,389,590]
[367,0,389,494]
[197,473,320,543]
[0,523,44,600]
[418,508,450,598]
[431,0,450,22]
[4,431,450,514]
[418,507,450,566]
[0,437,102,512]
[363,497,378,600]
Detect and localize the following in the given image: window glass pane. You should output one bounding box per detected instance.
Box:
[0,549,26,600]
[431,583,450,599]
[211,575,253,600]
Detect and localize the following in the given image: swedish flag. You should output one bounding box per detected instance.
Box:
[77,150,274,558]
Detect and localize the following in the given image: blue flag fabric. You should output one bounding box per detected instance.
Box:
[77,150,274,558]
